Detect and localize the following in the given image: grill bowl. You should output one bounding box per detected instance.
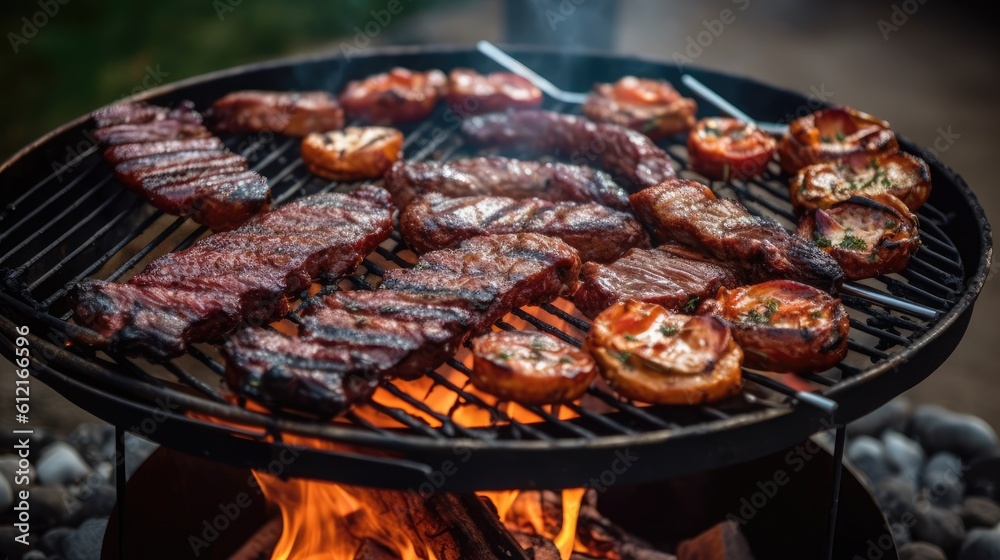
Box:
[0,45,991,490]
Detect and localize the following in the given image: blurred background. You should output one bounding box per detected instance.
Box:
[0,0,997,432]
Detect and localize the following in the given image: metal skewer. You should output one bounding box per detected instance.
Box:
[681,74,789,135]
[476,40,589,104]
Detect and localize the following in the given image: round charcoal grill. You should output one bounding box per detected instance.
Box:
[0,46,991,492]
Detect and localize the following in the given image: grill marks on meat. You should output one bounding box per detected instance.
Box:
[223,233,581,417]
[383,157,631,210]
[207,90,345,136]
[91,101,270,231]
[68,187,394,361]
[631,179,844,291]
[400,194,648,263]
[461,110,676,192]
[574,245,744,319]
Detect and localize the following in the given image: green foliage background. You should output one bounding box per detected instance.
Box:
[0,0,450,161]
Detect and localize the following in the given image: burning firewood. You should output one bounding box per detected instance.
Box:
[674,521,754,560]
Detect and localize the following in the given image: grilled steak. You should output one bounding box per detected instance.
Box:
[400,194,648,263]
[383,157,631,210]
[68,186,394,361]
[574,245,744,319]
[224,233,581,415]
[91,101,271,231]
[461,110,675,191]
[207,90,345,136]
[631,179,845,291]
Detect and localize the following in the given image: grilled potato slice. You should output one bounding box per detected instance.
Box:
[301,126,403,181]
[470,330,597,405]
[778,106,898,174]
[699,280,849,373]
[798,194,921,280]
[790,151,931,213]
[584,301,743,405]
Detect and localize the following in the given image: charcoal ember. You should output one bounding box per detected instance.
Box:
[846,435,888,485]
[877,476,918,521]
[512,531,561,560]
[36,442,91,486]
[884,431,925,487]
[354,539,397,560]
[959,497,1000,530]
[898,542,947,560]
[960,528,1000,560]
[910,405,999,461]
[922,452,965,507]
[848,397,911,437]
[912,504,966,554]
[675,520,754,560]
[62,517,107,560]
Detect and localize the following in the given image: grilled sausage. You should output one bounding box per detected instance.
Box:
[582,76,697,140]
[339,67,447,124]
[687,118,777,180]
[207,90,344,136]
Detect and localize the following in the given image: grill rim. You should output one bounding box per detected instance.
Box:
[0,44,991,489]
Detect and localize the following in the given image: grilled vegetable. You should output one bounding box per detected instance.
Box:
[339,67,447,124]
[584,301,743,405]
[687,118,777,180]
[798,194,920,280]
[698,280,849,373]
[778,107,899,174]
[446,69,543,114]
[582,76,697,140]
[790,151,931,213]
[301,126,404,181]
[470,331,597,405]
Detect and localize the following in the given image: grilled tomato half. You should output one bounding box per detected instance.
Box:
[446,69,543,115]
[798,194,920,280]
[339,67,447,124]
[790,151,931,213]
[582,76,697,140]
[470,330,597,405]
[699,280,849,373]
[687,118,778,180]
[778,107,899,174]
[584,300,743,405]
[301,126,403,181]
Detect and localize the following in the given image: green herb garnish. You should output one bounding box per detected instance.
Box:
[835,131,846,142]
[497,351,513,360]
[624,334,638,341]
[659,324,679,337]
[814,236,832,248]
[559,356,574,364]
[840,234,867,250]
[885,220,897,229]
[613,351,633,365]
[867,253,880,263]
[683,296,701,314]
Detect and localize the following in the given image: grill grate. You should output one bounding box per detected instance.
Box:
[0,66,974,486]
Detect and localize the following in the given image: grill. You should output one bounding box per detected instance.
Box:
[0,45,991,493]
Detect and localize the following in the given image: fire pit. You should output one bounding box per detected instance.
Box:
[0,45,991,560]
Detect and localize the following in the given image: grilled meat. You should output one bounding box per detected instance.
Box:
[687,118,777,180]
[790,151,931,213]
[798,194,921,280]
[573,245,743,319]
[581,76,697,140]
[339,67,447,124]
[104,138,224,165]
[68,186,394,361]
[470,330,597,405]
[383,157,631,210]
[698,280,849,373]
[445,68,543,115]
[92,101,271,231]
[400,193,648,263]
[207,90,344,136]
[301,126,404,181]
[461,110,676,191]
[778,106,899,174]
[630,179,844,291]
[584,301,743,405]
[224,233,581,415]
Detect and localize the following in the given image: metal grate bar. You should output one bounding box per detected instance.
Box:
[378,381,487,440]
[848,319,911,347]
[0,159,104,238]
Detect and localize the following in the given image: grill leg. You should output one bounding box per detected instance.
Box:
[824,425,846,560]
[115,425,126,559]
